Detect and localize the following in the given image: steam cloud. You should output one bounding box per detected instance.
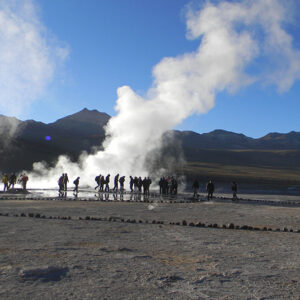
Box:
[0,0,68,127]
[30,0,300,188]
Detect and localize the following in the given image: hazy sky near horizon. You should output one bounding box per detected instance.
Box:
[1,0,300,138]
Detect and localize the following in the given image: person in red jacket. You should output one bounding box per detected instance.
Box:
[21,174,29,191]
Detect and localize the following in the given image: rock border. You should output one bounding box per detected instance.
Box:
[0,211,299,234]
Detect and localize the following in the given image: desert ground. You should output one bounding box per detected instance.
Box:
[0,190,300,300]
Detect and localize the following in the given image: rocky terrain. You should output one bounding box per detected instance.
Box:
[0,191,299,299]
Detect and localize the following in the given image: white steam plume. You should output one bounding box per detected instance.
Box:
[0,0,68,118]
[29,0,300,188]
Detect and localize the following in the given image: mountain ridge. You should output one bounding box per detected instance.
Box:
[0,109,300,180]
[1,109,299,145]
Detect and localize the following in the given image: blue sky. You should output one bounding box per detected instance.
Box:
[10,0,300,137]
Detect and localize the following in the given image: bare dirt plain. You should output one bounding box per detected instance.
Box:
[0,192,300,300]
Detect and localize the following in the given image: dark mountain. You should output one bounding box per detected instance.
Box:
[17,108,109,139]
[173,129,253,150]
[173,129,300,150]
[0,109,300,185]
[50,108,110,135]
[0,108,111,172]
[255,131,300,149]
[15,108,110,153]
[55,107,110,125]
[0,115,21,127]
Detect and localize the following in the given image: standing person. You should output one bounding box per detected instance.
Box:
[148,177,152,194]
[119,176,125,192]
[21,174,29,191]
[142,177,147,195]
[144,177,152,196]
[113,174,119,191]
[162,177,168,195]
[138,177,143,193]
[170,177,178,195]
[58,174,65,197]
[104,174,110,192]
[173,178,178,195]
[129,176,134,192]
[64,173,69,191]
[2,174,9,191]
[8,173,17,189]
[166,176,172,195]
[206,180,214,200]
[133,177,138,192]
[192,179,200,198]
[100,175,105,192]
[159,178,163,195]
[231,181,238,201]
[73,177,80,196]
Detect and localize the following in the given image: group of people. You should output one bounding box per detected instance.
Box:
[1,173,29,191]
[193,179,238,200]
[129,176,152,195]
[1,170,238,201]
[55,173,154,197]
[94,174,152,196]
[158,176,178,195]
[94,174,113,192]
[58,173,80,197]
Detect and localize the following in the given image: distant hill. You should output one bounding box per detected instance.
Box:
[0,109,300,190]
[172,130,253,150]
[0,108,110,172]
[255,131,300,149]
[173,129,300,150]
[50,108,110,134]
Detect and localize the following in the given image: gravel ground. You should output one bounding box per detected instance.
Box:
[0,194,300,299]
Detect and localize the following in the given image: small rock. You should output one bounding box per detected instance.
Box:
[228,223,235,229]
[19,266,69,282]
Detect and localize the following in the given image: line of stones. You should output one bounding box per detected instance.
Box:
[0,197,173,204]
[1,211,299,234]
[0,195,300,207]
